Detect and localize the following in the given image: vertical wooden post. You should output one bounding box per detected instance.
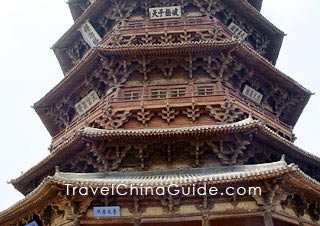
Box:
[134,218,141,226]
[263,211,274,226]
[202,215,210,226]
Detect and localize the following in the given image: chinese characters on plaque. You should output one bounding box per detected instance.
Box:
[93,206,121,217]
[25,221,39,226]
[227,22,248,41]
[242,85,263,104]
[79,20,102,48]
[75,90,100,116]
[149,6,182,20]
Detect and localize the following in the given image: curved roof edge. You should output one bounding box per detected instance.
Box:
[2,158,320,224]
[10,117,320,195]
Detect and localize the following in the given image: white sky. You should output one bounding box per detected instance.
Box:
[0,0,319,211]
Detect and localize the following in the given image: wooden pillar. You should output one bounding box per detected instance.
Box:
[134,218,141,226]
[263,211,274,226]
[202,215,210,226]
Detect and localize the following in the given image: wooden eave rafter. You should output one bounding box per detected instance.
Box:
[67,0,83,21]
[2,159,320,225]
[248,0,263,11]
[67,0,90,21]
[35,40,311,137]
[10,118,320,196]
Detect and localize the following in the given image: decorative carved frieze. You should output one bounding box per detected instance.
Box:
[253,179,288,212]
[135,105,154,126]
[206,135,251,165]
[206,99,244,123]
[129,196,146,216]
[196,194,214,213]
[67,39,90,65]
[92,103,132,129]
[13,193,86,226]
[158,103,179,125]
[160,195,181,213]
[183,101,202,123]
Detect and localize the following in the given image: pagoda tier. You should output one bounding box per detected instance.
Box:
[67,0,264,21]
[11,118,320,196]
[56,0,283,75]
[1,159,320,225]
[36,39,311,139]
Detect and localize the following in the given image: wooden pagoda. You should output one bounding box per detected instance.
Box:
[0,0,319,225]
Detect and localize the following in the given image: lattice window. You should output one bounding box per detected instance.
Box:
[197,87,214,96]
[170,88,186,98]
[151,89,167,99]
[124,91,140,101]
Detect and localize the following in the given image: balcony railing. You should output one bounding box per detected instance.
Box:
[52,86,293,148]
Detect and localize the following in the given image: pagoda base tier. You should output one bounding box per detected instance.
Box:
[1,160,320,226]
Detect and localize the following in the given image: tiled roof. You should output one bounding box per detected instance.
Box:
[52,158,292,187]
[78,116,258,139]
[1,159,320,224]
[11,117,320,194]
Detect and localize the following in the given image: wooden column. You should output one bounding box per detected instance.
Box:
[263,211,274,226]
[202,215,210,226]
[134,218,141,226]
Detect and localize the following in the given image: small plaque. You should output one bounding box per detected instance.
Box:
[242,85,263,104]
[94,206,121,217]
[25,221,39,226]
[227,22,248,40]
[75,90,100,116]
[79,20,102,48]
[149,6,182,20]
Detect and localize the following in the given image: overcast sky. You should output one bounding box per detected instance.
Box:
[0,0,319,211]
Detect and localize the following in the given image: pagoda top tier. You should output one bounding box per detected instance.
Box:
[56,0,283,75]
[67,0,264,21]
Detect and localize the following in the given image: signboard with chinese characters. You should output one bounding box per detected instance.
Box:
[149,6,182,20]
[227,22,248,41]
[242,85,263,104]
[25,221,39,226]
[93,206,121,217]
[75,90,100,116]
[79,20,102,48]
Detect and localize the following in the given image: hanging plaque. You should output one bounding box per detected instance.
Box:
[242,85,263,104]
[227,22,248,40]
[94,206,121,217]
[79,20,102,48]
[25,221,39,226]
[149,6,182,20]
[75,90,100,116]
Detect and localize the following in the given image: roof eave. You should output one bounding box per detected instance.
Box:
[3,160,320,224]
[11,118,320,195]
[67,0,84,21]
